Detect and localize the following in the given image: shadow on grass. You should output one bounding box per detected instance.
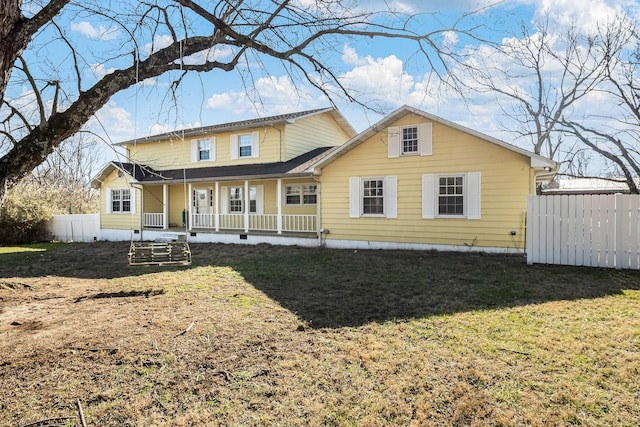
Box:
[222,245,640,329]
[2,242,640,328]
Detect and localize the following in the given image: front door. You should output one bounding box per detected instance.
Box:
[194,188,211,214]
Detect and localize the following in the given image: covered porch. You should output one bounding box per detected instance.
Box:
[140,178,319,235]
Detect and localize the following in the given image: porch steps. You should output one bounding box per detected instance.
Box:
[128,240,192,266]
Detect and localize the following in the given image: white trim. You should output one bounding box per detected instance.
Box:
[323,238,523,254]
[105,188,112,214]
[230,134,239,160]
[349,177,360,218]
[384,176,398,219]
[467,172,482,220]
[422,174,435,219]
[419,122,432,156]
[252,131,260,158]
[388,126,400,158]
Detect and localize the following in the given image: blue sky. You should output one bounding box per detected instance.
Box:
[17,0,640,168]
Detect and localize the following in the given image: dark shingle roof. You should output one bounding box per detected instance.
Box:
[116,146,331,183]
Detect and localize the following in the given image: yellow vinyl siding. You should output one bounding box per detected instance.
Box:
[100,170,141,230]
[320,115,532,249]
[126,127,284,169]
[284,113,351,160]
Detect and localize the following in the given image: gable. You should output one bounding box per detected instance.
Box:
[313,105,557,176]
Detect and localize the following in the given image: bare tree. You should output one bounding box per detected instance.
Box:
[0,0,485,203]
[561,18,640,193]
[458,16,609,162]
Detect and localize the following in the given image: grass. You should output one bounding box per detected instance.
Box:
[0,242,639,426]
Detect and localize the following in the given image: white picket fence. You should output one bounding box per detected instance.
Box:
[48,213,100,243]
[527,194,640,269]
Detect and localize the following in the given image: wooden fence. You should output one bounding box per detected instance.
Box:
[527,194,640,269]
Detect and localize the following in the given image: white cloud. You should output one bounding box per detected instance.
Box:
[70,21,119,40]
[206,75,321,116]
[90,63,116,80]
[524,0,640,34]
[143,35,174,56]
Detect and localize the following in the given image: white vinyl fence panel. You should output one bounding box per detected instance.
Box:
[527,194,640,269]
[48,214,100,243]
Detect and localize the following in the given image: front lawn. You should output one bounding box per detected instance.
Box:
[1,242,638,425]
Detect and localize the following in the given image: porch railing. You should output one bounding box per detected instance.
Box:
[192,213,214,228]
[282,214,317,232]
[144,213,164,228]
[189,213,317,233]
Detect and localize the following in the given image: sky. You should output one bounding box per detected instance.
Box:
[12,0,640,170]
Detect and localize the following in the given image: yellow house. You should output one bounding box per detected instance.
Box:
[312,105,557,253]
[91,108,355,245]
[92,105,556,252]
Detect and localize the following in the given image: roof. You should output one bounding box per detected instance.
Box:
[91,146,332,188]
[115,107,355,146]
[311,105,558,173]
[542,178,638,195]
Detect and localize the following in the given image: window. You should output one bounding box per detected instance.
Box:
[402,126,419,154]
[109,188,132,213]
[198,139,210,161]
[438,176,464,216]
[303,184,317,205]
[349,176,397,218]
[229,187,243,213]
[362,179,384,215]
[286,185,301,205]
[239,134,253,157]
[422,173,481,220]
[231,132,259,159]
[388,123,432,158]
[285,184,317,205]
[228,186,258,213]
[192,138,215,162]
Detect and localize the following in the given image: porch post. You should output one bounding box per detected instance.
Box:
[188,183,193,231]
[162,184,169,230]
[215,181,220,232]
[277,178,283,234]
[244,180,250,232]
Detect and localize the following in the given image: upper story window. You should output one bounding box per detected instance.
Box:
[285,184,317,205]
[402,126,419,155]
[239,134,253,157]
[231,131,259,159]
[198,139,210,161]
[388,123,432,158]
[191,138,215,162]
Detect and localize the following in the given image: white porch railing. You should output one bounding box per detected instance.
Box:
[192,213,214,228]
[282,214,317,232]
[144,213,164,228]
[187,213,317,233]
[249,214,278,231]
[219,214,245,230]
